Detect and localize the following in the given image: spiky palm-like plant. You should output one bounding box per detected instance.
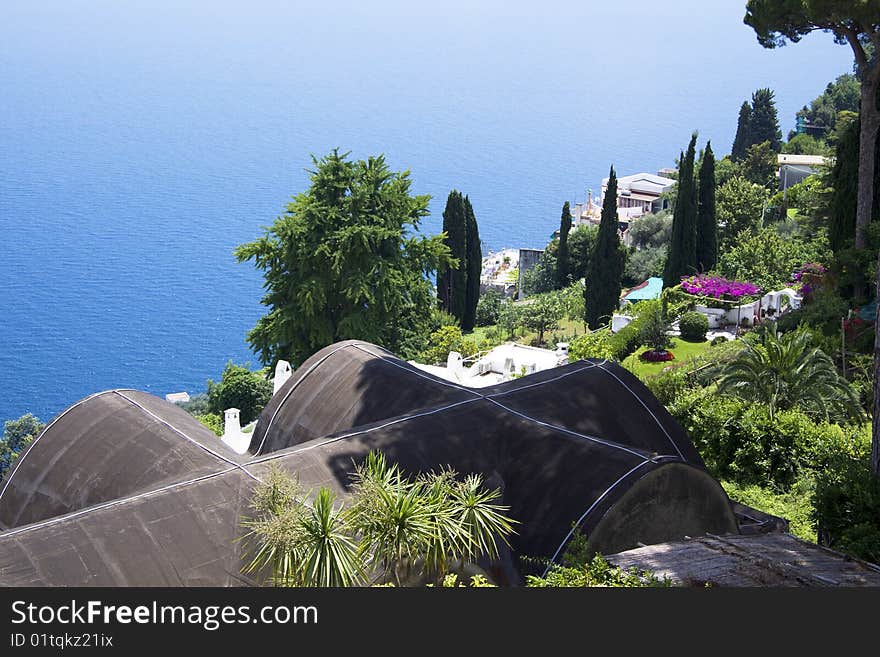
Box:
[717,325,863,423]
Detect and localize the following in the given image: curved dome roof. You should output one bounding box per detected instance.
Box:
[0,342,737,586]
[0,389,242,531]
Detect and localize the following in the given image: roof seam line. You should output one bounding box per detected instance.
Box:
[112,391,261,484]
[0,466,240,539]
[542,460,654,576]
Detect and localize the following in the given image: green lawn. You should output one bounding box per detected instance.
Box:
[622,337,712,379]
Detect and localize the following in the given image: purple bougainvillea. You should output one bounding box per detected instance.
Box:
[680,274,760,300]
[792,262,826,283]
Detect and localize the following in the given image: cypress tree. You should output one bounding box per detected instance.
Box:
[462,195,482,331]
[749,88,782,152]
[663,134,698,288]
[557,201,572,287]
[696,141,717,272]
[828,116,880,251]
[732,101,752,161]
[584,166,624,329]
[436,191,468,322]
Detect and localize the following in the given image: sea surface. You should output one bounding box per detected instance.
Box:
[0,1,855,423]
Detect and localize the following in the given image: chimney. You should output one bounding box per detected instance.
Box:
[273,360,292,395]
[224,408,241,436]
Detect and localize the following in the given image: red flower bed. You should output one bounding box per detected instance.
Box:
[639,349,675,362]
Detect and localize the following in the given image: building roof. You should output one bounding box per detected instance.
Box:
[777,154,827,166]
[604,173,675,198]
[0,340,737,585]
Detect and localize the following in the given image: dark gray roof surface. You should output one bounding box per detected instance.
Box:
[0,340,737,586]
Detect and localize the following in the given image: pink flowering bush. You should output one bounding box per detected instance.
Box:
[680,275,760,301]
[792,262,826,298]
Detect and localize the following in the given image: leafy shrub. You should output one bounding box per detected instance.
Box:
[710,335,728,346]
[722,478,816,543]
[527,554,669,588]
[475,290,503,326]
[568,329,615,361]
[0,414,44,481]
[679,312,709,342]
[207,362,274,426]
[775,290,849,337]
[668,388,866,489]
[419,325,477,365]
[814,453,880,564]
[195,412,224,436]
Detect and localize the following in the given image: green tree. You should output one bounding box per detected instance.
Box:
[783,132,831,155]
[0,414,44,481]
[741,140,779,190]
[462,196,482,332]
[521,292,564,345]
[663,134,698,287]
[437,191,468,322]
[696,141,717,272]
[732,100,753,161]
[827,115,880,252]
[718,325,862,423]
[475,289,503,326]
[628,211,672,249]
[717,225,829,292]
[567,224,599,281]
[497,300,522,339]
[236,150,451,367]
[749,88,783,152]
[624,245,667,287]
[557,202,572,287]
[520,245,559,295]
[419,325,477,365]
[745,0,879,252]
[585,166,625,328]
[207,362,273,426]
[717,175,770,249]
[795,73,861,139]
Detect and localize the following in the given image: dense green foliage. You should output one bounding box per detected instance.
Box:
[520,292,564,345]
[236,150,451,367]
[195,412,224,437]
[0,414,44,481]
[722,479,816,542]
[679,311,709,342]
[527,554,668,588]
[433,190,480,330]
[584,167,624,328]
[663,134,698,287]
[463,195,482,332]
[207,362,273,426]
[717,225,828,292]
[557,201,572,287]
[475,289,503,327]
[748,88,783,153]
[696,141,717,272]
[419,325,478,365]
[795,73,861,140]
[717,325,861,423]
[716,175,770,250]
[741,140,779,190]
[732,101,752,161]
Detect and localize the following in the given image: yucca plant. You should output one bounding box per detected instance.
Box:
[242,453,517,587]
[717,324,863,423]
[242,466,364,587]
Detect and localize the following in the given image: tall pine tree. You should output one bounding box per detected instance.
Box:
[436,191,468,322]
[557,201,572,287]
[732,101,752,161]
[462,195,482,331]
[696,141,717,272]
[749,88,782,152]
[663,133,698,288]
[584,166,624,329]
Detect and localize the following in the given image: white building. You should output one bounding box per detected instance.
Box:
[410,342,569,388]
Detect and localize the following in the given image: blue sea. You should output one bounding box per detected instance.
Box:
[0,1,854,424]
